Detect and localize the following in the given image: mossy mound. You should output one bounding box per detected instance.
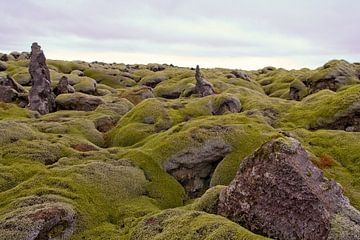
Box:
[130,209,269,240]
[1,55,359,239]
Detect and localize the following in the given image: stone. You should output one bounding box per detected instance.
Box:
[289,79,309,101]
[164,137,231,198]
[310,101,360,132]
[0,61,8,71]
[230,70,251,81]
[0,75,25,103]
[94,115,115,132]
[306,60,359,93]
[55,92,104,111]
[9,51,21,59]
[53,76,75,95]
[148,64,165,72]
[218,137,360,240]
[0,197,75,240]
[18,51,30,60]
[70,69,84,76]
[211,94,242,115]
[0,53,8,61]
[28,42,56,114]
[195,65,215,97]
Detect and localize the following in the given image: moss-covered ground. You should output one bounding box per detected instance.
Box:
[0,58,359,239]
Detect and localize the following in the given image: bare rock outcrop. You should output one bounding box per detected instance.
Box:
[0,75,25,103]
[28,42,56,114]
[53,76,75,96]
[217,137,360,240]
[195,65,215,97]
[164,137,231,198]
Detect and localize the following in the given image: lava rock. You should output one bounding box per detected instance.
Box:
[0,61,7,71]
[310,101,360,132]
[0,75,25,103]
[164,137,231,198]
[218,137,360,240]
[28,42,56,114]
[55,92,104,111]
[53,76,75,95]
[195,65,215,97]
[211,94,242,115]
[230,70,251,81]
[306,60,359,94]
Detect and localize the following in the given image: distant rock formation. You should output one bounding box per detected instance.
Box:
[218,137,360,240]
[28,42,56,114]
[195,65,215,97]
[53,76,75,95]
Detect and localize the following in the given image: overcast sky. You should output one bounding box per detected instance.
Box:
[1,0,359,69]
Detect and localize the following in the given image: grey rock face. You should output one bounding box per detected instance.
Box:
[195,65,215,97]
[217,137,360,240]
[28,42,56,114]
[0,75,25,103]
[164,137,231,198]
[53,76,75,95]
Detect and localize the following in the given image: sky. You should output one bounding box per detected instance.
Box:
[1,0,359,69]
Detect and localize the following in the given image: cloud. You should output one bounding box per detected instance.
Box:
[0,0,359,69]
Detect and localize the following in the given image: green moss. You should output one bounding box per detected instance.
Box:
[0,103,33,120]
[83,69,136,88]
[280,85,360,129]
[130,209,269,240]
[185,185,225,213]
[47,60,87,74]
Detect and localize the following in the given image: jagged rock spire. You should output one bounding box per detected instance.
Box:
[195,65,215,97]
[28,42,55,114]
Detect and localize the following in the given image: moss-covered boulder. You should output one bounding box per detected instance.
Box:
[55,92,104,111]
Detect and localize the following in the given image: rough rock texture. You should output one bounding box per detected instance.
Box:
[289,79,308,101]
[164,137,231,198]
[53,76,75,96]
[0,197,75,240]
[310,102,360,132]
[218,137,360,240]
[195,65,215,97]
[147,64,165,72]
[0,61,7,71]
[230,70,251,81]
[306,60,359,94]
[0,75,25,103]
[28,43,56,114]
[55,92,104,111]
[211,94,242,115]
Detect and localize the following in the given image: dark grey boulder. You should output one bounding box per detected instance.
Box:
[53,76,75,95]
[218,137,360,240]
[0,75,25,103]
